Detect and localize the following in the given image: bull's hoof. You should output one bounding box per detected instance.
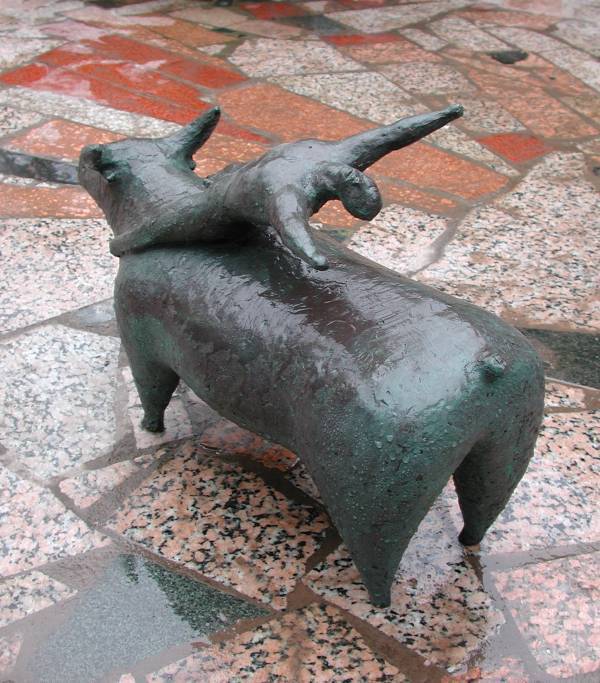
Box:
[141,415,165,433]
[458,528,483,547]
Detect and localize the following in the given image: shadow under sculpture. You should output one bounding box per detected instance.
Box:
[79,106,544,607]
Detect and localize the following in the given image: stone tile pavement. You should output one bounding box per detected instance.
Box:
[0,0,598,681]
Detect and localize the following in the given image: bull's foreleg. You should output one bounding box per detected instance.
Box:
[127,353,180,433]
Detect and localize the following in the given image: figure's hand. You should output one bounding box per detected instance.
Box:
[217,104,464,270]
[257,159,381,270]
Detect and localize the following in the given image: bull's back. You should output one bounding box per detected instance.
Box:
[114,232,536,449]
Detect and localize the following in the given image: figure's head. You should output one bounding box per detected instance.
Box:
[78,107,221,221]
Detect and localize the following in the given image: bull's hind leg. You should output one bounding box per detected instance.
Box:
[127,353,179,433]
[322,454,459,608]
[453,418,541,546]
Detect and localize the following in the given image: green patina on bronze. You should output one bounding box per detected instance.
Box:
[79,107,544,607]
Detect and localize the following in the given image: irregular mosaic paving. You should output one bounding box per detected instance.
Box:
[0,218,117,333]
[0,466,108,577]
[107,441,328,609]
[0,570,75,628]
[478,411,600,553]
[306,493,505,672]
[494,552,600,677]
[147,604,403,682]
[0,325,120,478]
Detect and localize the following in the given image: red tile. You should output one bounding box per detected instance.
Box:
[214,121,271,144]
[0,185,103,218]
[5,120,122,161]
[38,45,97,68]
[0,63,49,87]
[161,58,246,89]
[371,142,508,200]
[198,132,268,163]
[377,179,459,215]
[219,83,369,142]
[84,34,176,65]
[13,65,205,124]
[73,62,207,109]
[477,133,553,163]
[241,2,306,20]
[323,32,401,46]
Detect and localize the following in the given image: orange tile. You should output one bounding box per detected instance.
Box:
[371,142,508,200]
[378,179,460,214]
[5,120,122,161]
[198,132,268,163]
[0,185,103,218]
[241,2,306,20]
[477,132,553,163]
[341,38,442,64]
[149,19,234,48]
[219,83,369,142]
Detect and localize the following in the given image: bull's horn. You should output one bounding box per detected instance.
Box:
[333,105,464,171]
[166,106,221,158]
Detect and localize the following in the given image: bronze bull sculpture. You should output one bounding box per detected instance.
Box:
[79,107,544,607]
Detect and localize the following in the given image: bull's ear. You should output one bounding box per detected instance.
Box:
[79,144,120,182]
[165,107,220,160]
[80,144,105,169]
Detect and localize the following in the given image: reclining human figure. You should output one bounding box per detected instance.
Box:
[79,104,463,270]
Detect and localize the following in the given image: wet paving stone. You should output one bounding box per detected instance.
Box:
[0,218,116,333]
[107,440,329,609]
[0,0,599,679]
[494,551,600,677]
[0,466,109,577]
[306,489,505,673]
[147,603,402,681]
[520,328,600,389]
[0,570,75,628]
[0,325,120,478]
[17,553,268,683]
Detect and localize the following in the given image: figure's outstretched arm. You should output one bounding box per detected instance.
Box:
[331,105,464,171]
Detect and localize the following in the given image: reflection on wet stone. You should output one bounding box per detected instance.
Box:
[520,328,600,389]
[19,554,267,683]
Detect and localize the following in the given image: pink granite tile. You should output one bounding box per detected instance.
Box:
[0,466,108,577]
[545,381,589,410]
[307,488,504,672]
[381,62,476,95]
[0,326,121,478]
[200,419,297,471]
[349,204,449,275]
[0,570,75,628]
[107,441,328,608]
[474,412,600,554]
[494,552,599,677]
[147,604,403,681]
[229,37,363,77]
[59,455,155,510]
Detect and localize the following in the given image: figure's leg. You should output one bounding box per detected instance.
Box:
[127,353,179,433]
[453,424,539,546]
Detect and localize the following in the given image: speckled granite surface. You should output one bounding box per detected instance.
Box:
[0,0,598,680]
